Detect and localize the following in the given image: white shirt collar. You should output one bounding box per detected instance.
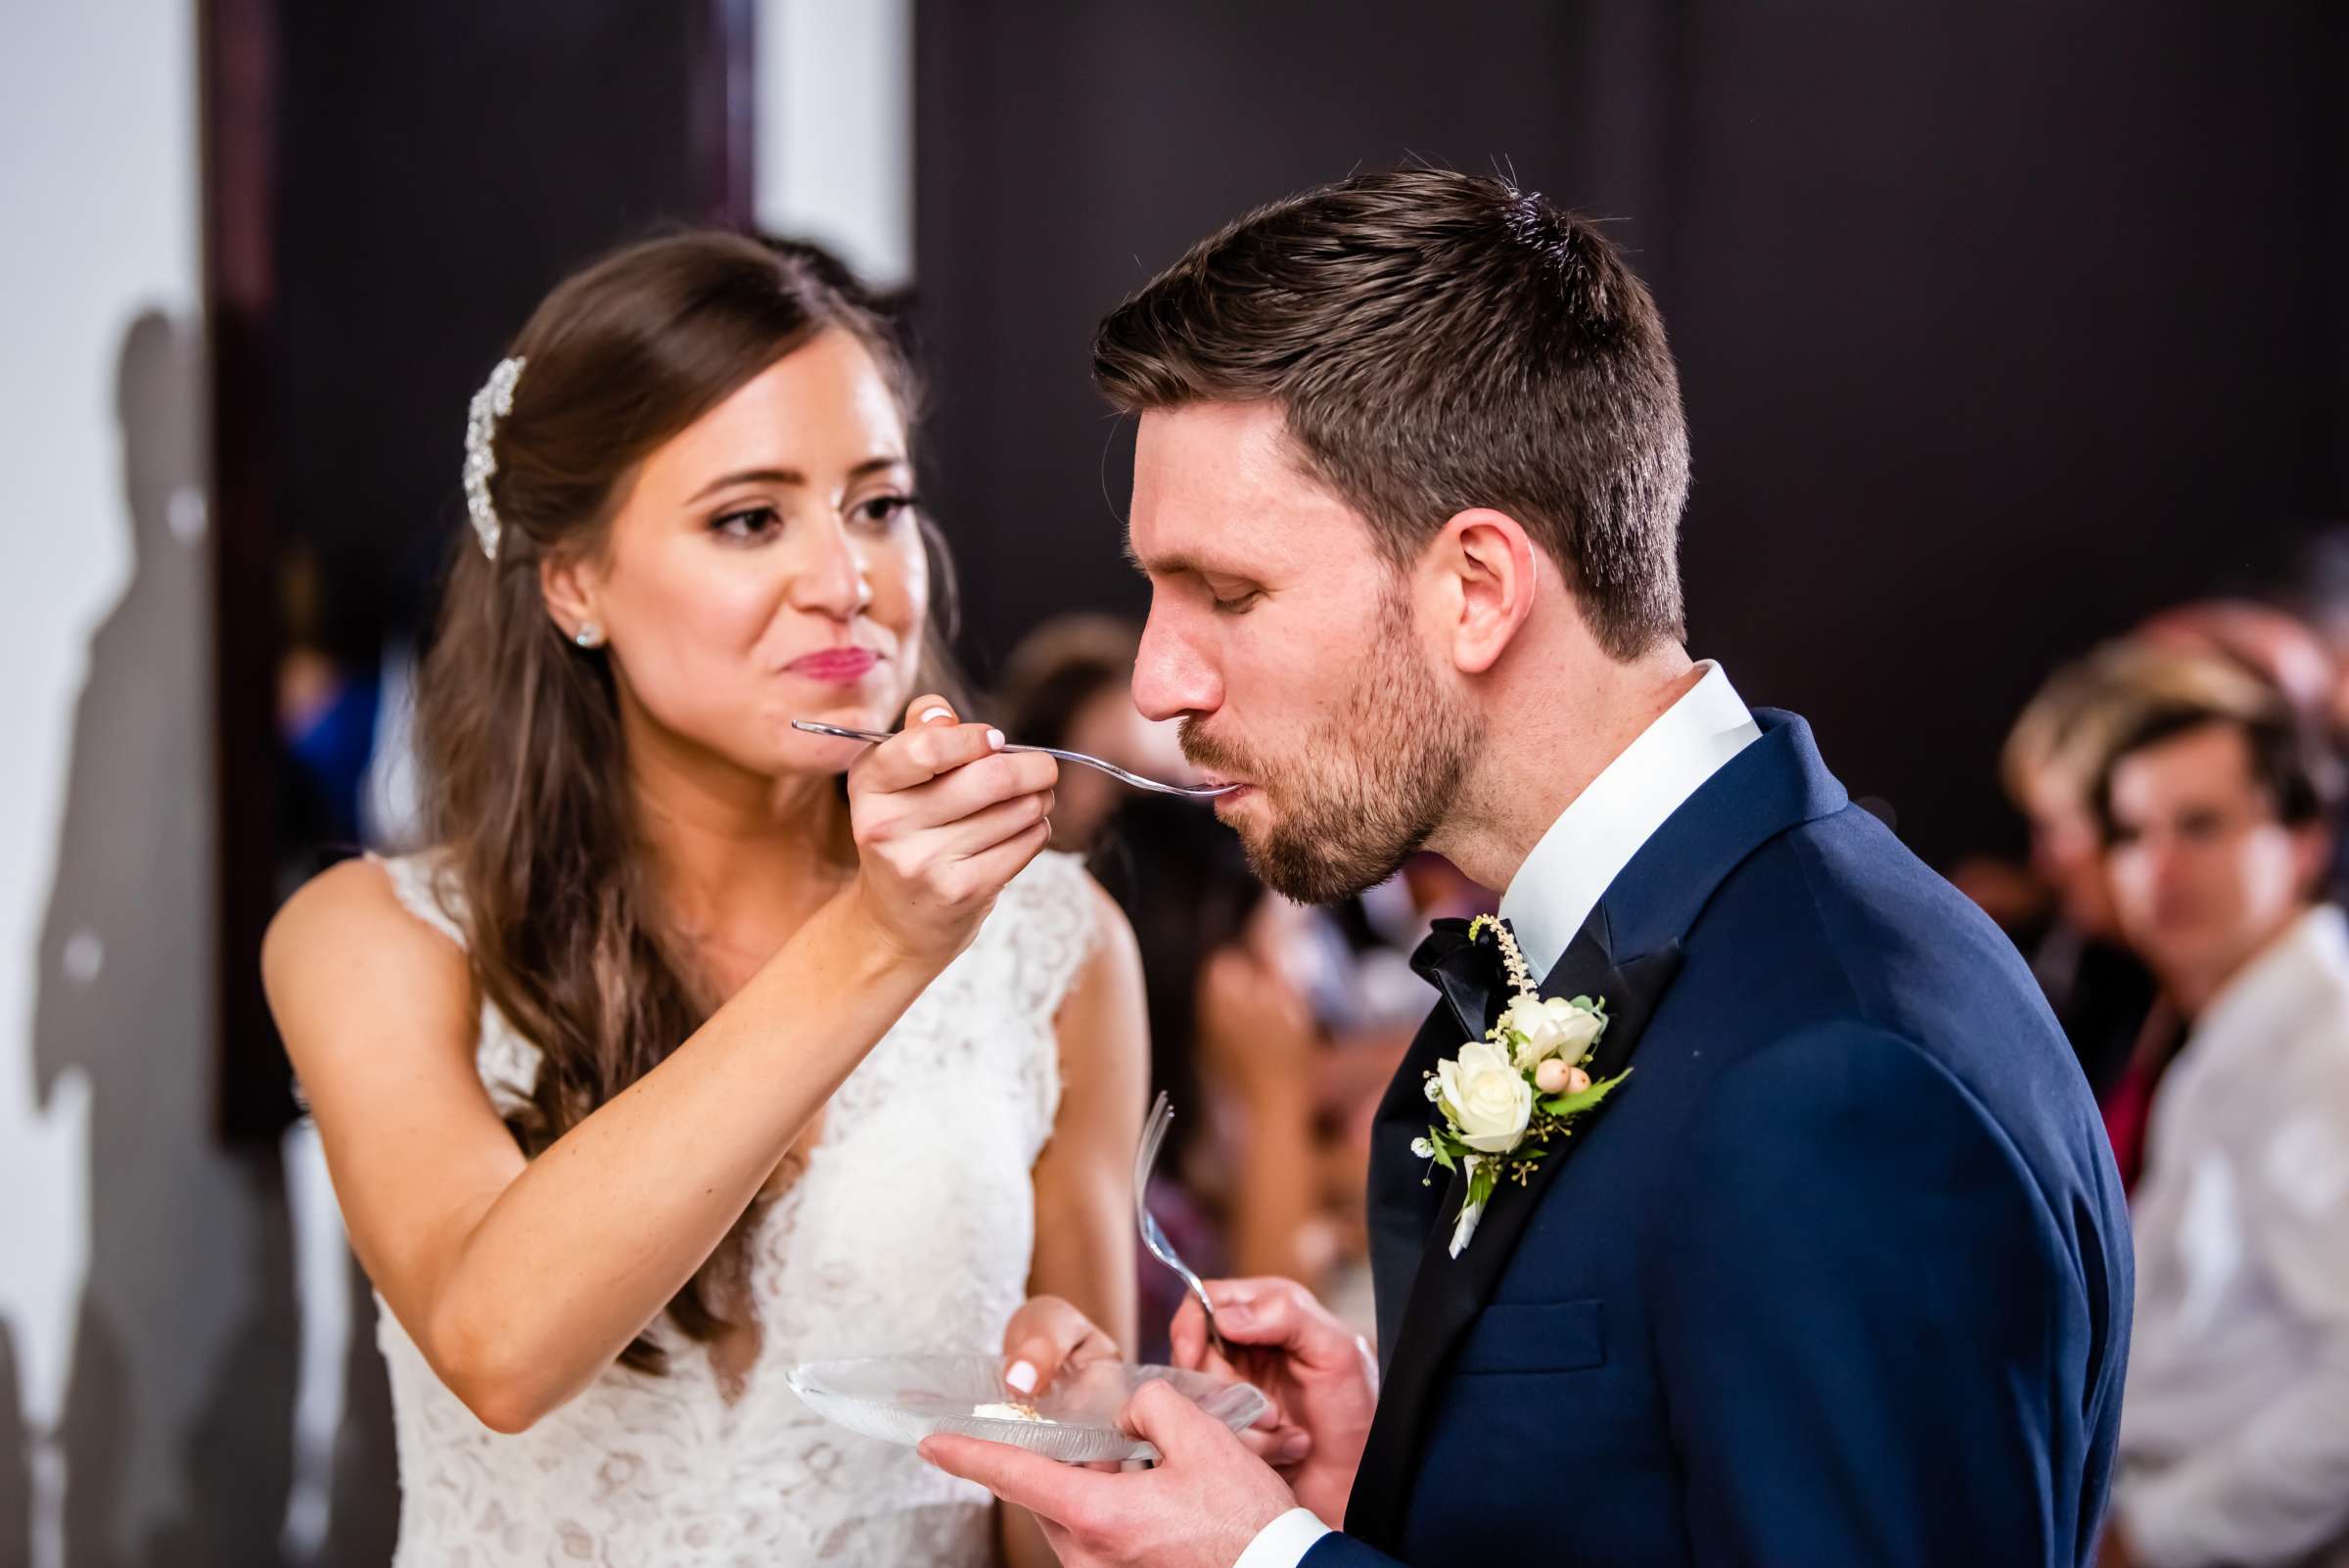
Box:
[2180,903,2349,1073]
[1497,661,1763,977]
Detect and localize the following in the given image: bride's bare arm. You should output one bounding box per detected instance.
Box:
[263,709,1055,1434]
[999,881,1148,1568]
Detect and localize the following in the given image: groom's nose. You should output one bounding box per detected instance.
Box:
[1132,605,1221,723]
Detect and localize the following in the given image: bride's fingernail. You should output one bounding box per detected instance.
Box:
[986,728,1006,750]
[1005,1360,1038,1394]
[918,707,953,725]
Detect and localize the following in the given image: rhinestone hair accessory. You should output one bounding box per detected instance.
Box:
[462,355,526,560]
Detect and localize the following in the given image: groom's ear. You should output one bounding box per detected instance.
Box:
[1431,508,1540,675]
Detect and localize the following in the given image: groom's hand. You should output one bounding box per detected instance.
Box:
[1172,1278,1376,1527]
[921,1377,1297,1568]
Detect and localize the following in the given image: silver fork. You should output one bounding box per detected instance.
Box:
[1136,1090,1230,1360]
[790,720,1237,800]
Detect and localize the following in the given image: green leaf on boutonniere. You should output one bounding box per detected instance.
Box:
[1466,1160,1498,1209]
[1426,1130,1459,1174]
[1540,1068,1632,1119]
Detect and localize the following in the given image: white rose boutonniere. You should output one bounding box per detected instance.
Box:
[1502,993,1606,1072]
[1417,916,1632,1257]
[1435,1039,1535,1153]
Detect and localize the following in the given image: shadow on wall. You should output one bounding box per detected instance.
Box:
[0,309,396,1568]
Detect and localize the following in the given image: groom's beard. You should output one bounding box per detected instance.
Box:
[1181,598,1480,905]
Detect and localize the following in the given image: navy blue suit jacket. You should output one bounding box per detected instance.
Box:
[1310,711,2132,1568]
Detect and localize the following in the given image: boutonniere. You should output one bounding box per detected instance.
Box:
[1414,916,1631,1257]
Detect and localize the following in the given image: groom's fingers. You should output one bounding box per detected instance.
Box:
[1168,1295,1222,1373]
[1031,1514,1082,1563]
[918,1433,1102,1527]
[1171,1282,1273,1370]
[1232,1417,1312,1468]
[1176,1281,1296,1364]
[1119,1378,1239,1467]
[1170,1295,1296,1447]
[1209,1278,1363,1372]
[1167,1311,1307,1454]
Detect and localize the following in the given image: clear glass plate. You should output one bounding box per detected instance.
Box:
[785,1353,1269,1463]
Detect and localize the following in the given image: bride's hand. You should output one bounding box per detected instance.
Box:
[1000,1295,1122,1399]
[846,694,1058,967]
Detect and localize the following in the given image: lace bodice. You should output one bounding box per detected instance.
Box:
[368,850,1096,1566]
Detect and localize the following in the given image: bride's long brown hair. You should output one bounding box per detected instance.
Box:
[414,231,958,1371]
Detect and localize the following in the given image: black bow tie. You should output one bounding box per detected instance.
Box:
[1410,917,1509,1044]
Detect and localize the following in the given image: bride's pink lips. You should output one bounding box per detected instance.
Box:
[786,647,881,684]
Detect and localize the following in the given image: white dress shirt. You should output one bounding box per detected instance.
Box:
[1497,660,1763,976]
[1232,662,1760,1568]
[2118,904,2349,1568]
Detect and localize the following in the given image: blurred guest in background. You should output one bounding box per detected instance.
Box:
[2207,545,2349,898]
[1997,645,2278,1130]
[2096,689,2349,1568]
[275,545,382,881]
[999,613,1426,1350]
[1104,787,1437,1356]
[1085,785,1262,1360]
[1000,620,1343,1352]
[998,614,1260,1355]
[2134,598,2339,729]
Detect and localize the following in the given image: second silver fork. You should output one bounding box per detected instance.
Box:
[1135,1090,1230,1361]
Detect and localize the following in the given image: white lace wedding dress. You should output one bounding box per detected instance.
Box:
[367,849,1096,1566]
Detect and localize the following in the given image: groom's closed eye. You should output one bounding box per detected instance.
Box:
[1205,575,1264,614]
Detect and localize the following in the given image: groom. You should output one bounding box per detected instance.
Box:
[924,168,2132,1567]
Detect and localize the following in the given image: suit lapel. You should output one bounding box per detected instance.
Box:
[1365,921,1503,1359]
[1347,907,1684,1550]
[1365,1002,1463,1362]
[1342,711,1850,1550]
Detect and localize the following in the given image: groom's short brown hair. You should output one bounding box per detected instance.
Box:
[1093,167,1689,660]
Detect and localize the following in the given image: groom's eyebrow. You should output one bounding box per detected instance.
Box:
[1123,536,1250,582]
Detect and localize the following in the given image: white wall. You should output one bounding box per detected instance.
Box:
[756,0,915,286]
[0,4,206,1564]
[0,5,198,978]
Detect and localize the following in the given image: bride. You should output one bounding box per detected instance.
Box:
[262,231,1144,1565]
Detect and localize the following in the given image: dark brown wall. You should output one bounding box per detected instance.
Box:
[912,0,2348,868]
